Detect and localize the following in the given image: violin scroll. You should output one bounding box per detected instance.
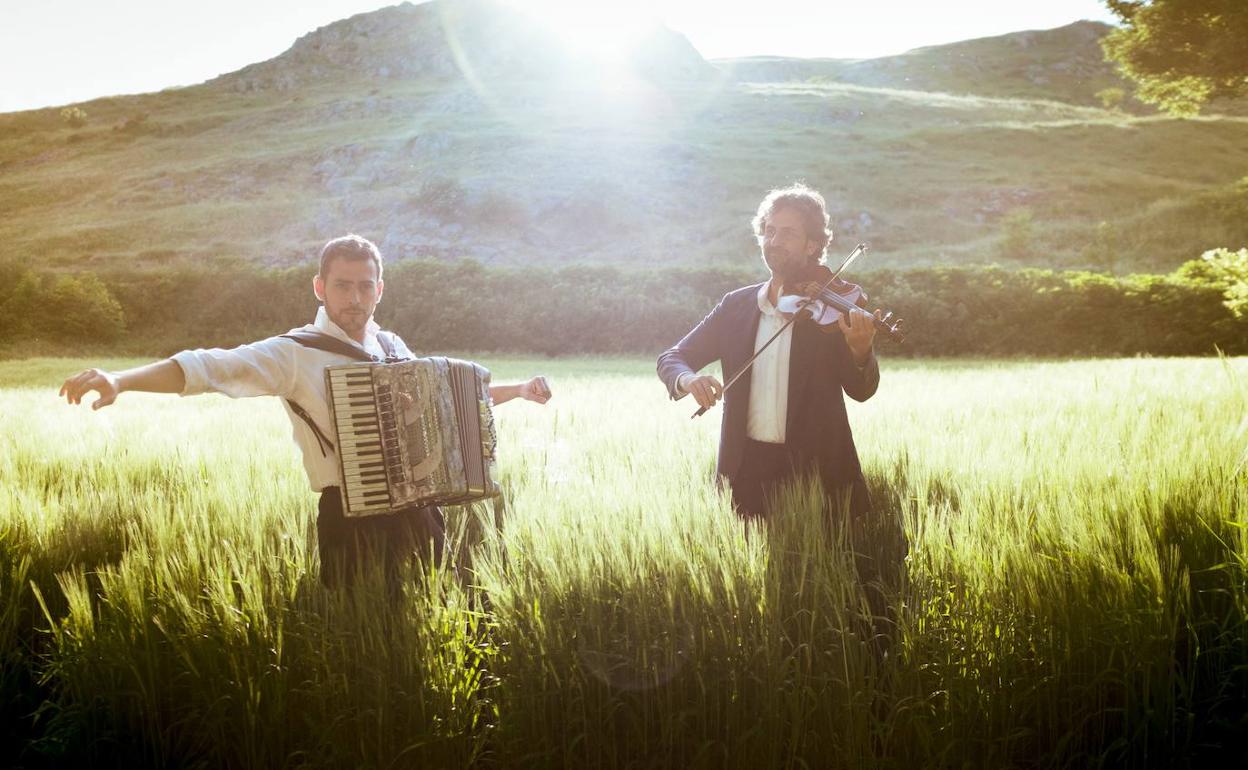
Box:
[874,310,905,343]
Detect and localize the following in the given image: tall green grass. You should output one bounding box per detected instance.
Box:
[1,355,1245,767]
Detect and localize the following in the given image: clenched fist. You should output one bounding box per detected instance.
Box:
[519,376,552,404]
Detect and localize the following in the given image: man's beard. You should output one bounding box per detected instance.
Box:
[332,307,368,332]
[763,248,806,283]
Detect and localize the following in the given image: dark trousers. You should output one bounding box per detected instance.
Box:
[732,441,899,656]
[317,487,445,589]
[730,439,797,519]
[730,440,871,521]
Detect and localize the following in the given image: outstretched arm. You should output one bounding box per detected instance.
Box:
[60,359,187,410]
[61,337,299,411]
[490,376,552,406]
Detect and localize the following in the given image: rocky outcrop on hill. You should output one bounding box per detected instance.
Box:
[215,0,716,93]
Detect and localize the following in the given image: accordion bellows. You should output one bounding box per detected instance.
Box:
[326,357,500,517]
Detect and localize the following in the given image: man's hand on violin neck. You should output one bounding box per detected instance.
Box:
[682,374,723,409]
[838,307,879,364]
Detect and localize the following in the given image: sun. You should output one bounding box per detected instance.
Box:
[504,0,661,62]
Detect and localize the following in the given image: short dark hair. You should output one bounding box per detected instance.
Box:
[752,184,833,264]
[318,234,383,280]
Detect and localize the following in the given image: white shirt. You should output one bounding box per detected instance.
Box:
[745,283,791,443]
[675,282,793,444]
[171,307,414,492]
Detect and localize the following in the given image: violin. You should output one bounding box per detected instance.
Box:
[690,243,904,419]
[775,248,906,343]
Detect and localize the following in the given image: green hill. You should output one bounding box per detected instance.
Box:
[718,21,1130,105]
[1,2,1246,275]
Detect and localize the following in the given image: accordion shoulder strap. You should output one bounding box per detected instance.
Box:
[279,330,378,362]
[287,399,335,455]
[276,329,412,457]
[279,329,410,362]
[278,329,378,457]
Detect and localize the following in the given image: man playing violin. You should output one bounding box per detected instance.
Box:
[657,184,880,519]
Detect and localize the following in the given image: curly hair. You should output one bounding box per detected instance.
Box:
[751,184,833,264]
[318,234,383,280]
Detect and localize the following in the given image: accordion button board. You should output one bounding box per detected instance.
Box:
[326,357,500,517]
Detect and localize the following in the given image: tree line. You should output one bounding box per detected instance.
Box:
[1,251,1245,358]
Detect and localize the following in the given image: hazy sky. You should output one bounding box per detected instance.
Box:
[0,0,1118,114]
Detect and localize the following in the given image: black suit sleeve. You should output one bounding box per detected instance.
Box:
[839,345,880,403]
[656,294,730,401]
[839,291,881,402]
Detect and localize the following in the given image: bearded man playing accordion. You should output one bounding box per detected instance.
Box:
[61,234,551,588]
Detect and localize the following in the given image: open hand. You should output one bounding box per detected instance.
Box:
[60,368,121,410]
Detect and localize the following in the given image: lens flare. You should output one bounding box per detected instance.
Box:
[504,0,661,61]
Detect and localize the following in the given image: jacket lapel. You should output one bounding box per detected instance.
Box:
[786,318,817,438]
[726,285,764,410]
[737,283,765,361]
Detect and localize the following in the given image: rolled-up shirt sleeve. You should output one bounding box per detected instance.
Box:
[171,337,298,400]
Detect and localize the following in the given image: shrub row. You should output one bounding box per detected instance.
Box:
[2,252,1245,358]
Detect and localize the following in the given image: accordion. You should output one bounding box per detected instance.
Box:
[325,357,500,517]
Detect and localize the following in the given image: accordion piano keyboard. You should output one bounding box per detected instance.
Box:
[329,367,394,514]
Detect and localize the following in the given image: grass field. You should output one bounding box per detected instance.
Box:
[2,355,1246,768]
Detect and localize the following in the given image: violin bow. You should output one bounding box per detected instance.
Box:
[826,242,867,285]
[691,243,869,419]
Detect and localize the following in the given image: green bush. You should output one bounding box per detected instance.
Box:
[997,209,1036,262]
[0,267,126,346]
[1095,87,1126,111]
[7,258,1245,357]
[58,107,87,128]
[1186,247,1248,319]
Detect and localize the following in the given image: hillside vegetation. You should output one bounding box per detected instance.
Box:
[2,3,1246,278]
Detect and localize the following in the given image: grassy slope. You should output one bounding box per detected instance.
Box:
[2,27,1247,274]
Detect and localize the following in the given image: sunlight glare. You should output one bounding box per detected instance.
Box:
[507,0,661,61]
